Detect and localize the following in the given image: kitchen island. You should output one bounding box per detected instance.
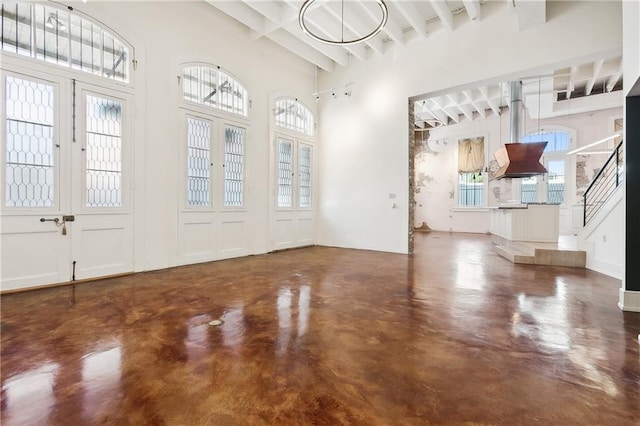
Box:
[490,203,560,243]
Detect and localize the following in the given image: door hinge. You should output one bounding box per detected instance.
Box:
[133,59,138,71]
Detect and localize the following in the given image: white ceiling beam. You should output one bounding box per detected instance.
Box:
[394,2,428,39]
[297,4,369,62]
[267,30,335,72]
[512,0,546,31]
[379,15,405,46]
[243,1,348,68]
[206,1,265,35]
[359,3,405,45]
[463,90,486,118]
[585,59,604,96]
[462,0,482,23]
[323,1,385,55]
[479,86,500,116]
[428,0,454,31]
[606,72,621,92]
[281,21,350,67]
[427,107,449,125]
[566,65,577,99]
[448,95,474,121]
[431,97,459,123]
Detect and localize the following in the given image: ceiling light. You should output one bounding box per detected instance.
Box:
[299,0,388,46]
[566,133,621,155]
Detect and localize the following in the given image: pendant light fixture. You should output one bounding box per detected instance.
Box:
[299,0,388,46]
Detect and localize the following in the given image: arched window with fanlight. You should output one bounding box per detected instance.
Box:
[1,2,134,83]
[274,97,314,136]
[181,64,248,117]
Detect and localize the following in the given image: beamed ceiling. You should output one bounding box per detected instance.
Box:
[206,0,623,125]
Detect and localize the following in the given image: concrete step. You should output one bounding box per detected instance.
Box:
[495,243,586,268]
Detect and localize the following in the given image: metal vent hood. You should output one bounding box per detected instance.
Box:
[494,81,547,179]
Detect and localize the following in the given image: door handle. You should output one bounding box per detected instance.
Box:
[40,217,60,224]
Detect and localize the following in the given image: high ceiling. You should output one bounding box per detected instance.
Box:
[205,0,531,72]
[206,0,623,125]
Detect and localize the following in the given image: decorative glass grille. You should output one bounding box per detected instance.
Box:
[1,3,130,82]
[299,144,312,208]
[182,65,248,117]
[224,126,244,207]
[458,172,483,207]
[274,98,314,136]
[5,75,55,207]
[186,117,211,207]
[85,95,123,207]
[277,138,293,208]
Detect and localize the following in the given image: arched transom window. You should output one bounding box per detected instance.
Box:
[1,2,132,82]
[181,64,248,117]
[275,98,314,136]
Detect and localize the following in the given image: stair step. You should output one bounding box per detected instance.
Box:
[495,244,586,268]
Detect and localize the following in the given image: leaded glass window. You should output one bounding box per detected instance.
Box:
[186,117,211,207]
[1,3,131,82]
[181,65,248,117]
[5,75,55,207]
[277,138,293,208]
[224,125,244,207]
[274,98,314,136]
[85,95,123,207]
[299,144,312,208]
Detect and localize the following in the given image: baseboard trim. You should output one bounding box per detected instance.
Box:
[618,289,640,312]
[1,272,134,295]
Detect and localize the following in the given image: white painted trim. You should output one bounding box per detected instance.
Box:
[618,289,640,312]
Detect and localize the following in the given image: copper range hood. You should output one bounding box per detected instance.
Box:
[494,81,547,179]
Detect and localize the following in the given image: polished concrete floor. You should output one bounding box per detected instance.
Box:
[1,232,639,425]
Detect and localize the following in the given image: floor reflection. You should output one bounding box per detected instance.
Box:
[3,363,58,426]
[511,277,619,396]
[82,344,122,420]
[276,284,311,356]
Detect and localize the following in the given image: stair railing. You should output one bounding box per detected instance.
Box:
[583,140,624,226]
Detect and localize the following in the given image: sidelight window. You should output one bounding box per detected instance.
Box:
[4,75,56,207]
[224,125,244,207]
[277,138,293,208]
[186,117,212,207]
[85,95,123,207]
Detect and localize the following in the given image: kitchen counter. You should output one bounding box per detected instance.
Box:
[490,203,560,242]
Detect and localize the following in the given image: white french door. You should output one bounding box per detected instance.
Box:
[272,134,315,250]
[1,69,134,291]
[178,110,250,265]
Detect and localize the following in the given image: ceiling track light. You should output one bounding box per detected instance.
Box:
[313,82,354,102]
[299,0,388,46]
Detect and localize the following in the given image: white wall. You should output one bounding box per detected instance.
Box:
[623,0,640,96]
[415,107,622,234]
[318,1,622,253]
[80,2,317,271]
